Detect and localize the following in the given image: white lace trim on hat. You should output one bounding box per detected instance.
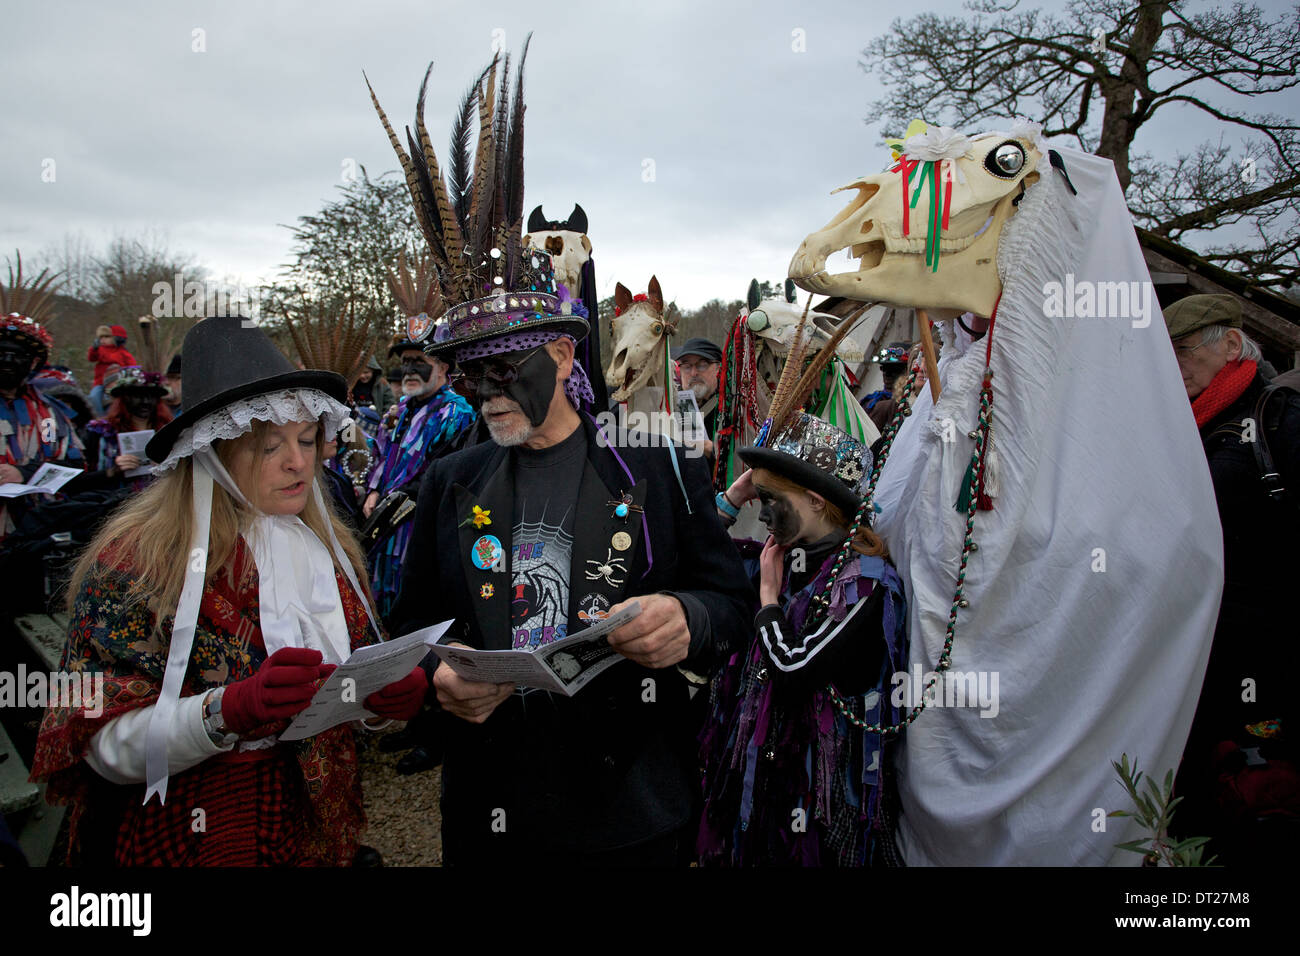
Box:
[155,387,350,471]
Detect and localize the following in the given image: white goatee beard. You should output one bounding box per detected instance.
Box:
[402,377,437,397]
[486,415,534,447]
[688,381,714,402]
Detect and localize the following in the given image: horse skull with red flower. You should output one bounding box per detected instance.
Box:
[606,276,677,413]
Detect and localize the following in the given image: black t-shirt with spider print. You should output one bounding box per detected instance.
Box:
[509,424,587,650]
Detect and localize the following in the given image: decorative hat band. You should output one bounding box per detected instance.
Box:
[759,411,872,498]
[432,290,564,345]
[1,313,54,351]
[109,366,167,393]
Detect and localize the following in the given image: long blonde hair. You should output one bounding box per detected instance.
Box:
[66,419,372,627]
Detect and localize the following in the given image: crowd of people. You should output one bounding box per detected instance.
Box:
[1,243,1295,868]
[0,47,1294,868]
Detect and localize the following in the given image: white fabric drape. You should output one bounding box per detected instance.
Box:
[874,145,1223,865]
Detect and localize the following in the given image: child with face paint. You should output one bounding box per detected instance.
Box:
[85,367,174,492]
[699,411,909,867]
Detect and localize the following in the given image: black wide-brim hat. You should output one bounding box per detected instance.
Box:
[738,412,871,517]
[146,316,347,463]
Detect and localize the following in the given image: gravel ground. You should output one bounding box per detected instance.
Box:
[358,730,443,866]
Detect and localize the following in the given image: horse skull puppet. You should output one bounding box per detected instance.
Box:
[524,204,608,409]
[606,275,678,427]
[716,280,878,541]
[790,122,1221,865]
[524,204,590,298]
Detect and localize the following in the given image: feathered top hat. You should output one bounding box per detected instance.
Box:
[282,295,385,390]
[877,344,910,367]
[739,301,872,515]
[0,253,60,365]
[366,36,588,360]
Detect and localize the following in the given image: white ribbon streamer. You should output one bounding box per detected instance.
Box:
[143,463,213,805]
[142,447,383,804]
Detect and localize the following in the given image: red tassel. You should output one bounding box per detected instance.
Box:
[898,159,916,236]
[941,161,953,230]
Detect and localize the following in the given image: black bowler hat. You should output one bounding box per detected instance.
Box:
[389,337,424,358]
[146,317,346,462]
[672,337,722,364]
[166,353,182,376]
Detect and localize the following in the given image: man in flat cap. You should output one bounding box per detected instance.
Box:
[1164,293,1300,865]
[672,337,722,466]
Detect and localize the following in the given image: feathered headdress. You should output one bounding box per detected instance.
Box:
[283,294,386,390]
[366,37,531,313]
[0,251,60,363]
[743,298,874,515]
[367,39,588,356]
[386,252,445,344]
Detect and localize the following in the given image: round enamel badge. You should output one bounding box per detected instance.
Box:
[471,534,504,570]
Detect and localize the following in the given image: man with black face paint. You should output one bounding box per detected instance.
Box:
[388,250,753,866]
[363,339,475,619]
[0,311,85,542]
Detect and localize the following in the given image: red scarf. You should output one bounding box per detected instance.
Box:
[1192,359,1256,428]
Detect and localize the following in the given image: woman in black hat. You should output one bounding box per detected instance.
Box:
[31,317,427,865]
[84,366,173,491]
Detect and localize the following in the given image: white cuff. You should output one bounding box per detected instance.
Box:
[85,693,234,785]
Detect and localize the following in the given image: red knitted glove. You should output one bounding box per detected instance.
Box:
[364,667,429,721]
[221,647,329,735]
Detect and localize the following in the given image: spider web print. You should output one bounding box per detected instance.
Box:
[510,504,575,651]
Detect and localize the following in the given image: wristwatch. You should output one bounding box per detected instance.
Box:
[202,688,239,747]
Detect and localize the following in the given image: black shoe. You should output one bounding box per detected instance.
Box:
[353,845,384,867]
[377,727,416,753]
[396,745,441,776]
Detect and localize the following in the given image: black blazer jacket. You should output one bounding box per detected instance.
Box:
[390,413,754,859]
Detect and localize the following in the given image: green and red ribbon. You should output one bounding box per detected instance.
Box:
[892,157,954,273]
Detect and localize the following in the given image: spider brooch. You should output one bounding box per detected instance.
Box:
[584,549,627,587]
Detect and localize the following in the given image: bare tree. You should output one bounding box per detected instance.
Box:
[861,0,1300,288]
[94,232,208,327]
[37,232,98,302]
[682,298,745,347]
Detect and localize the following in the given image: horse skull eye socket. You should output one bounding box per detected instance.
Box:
[650,322,663,336]
[747,309,769,332]
[986,142,1026,178]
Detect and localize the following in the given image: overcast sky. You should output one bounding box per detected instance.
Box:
[3,0,1295,310]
